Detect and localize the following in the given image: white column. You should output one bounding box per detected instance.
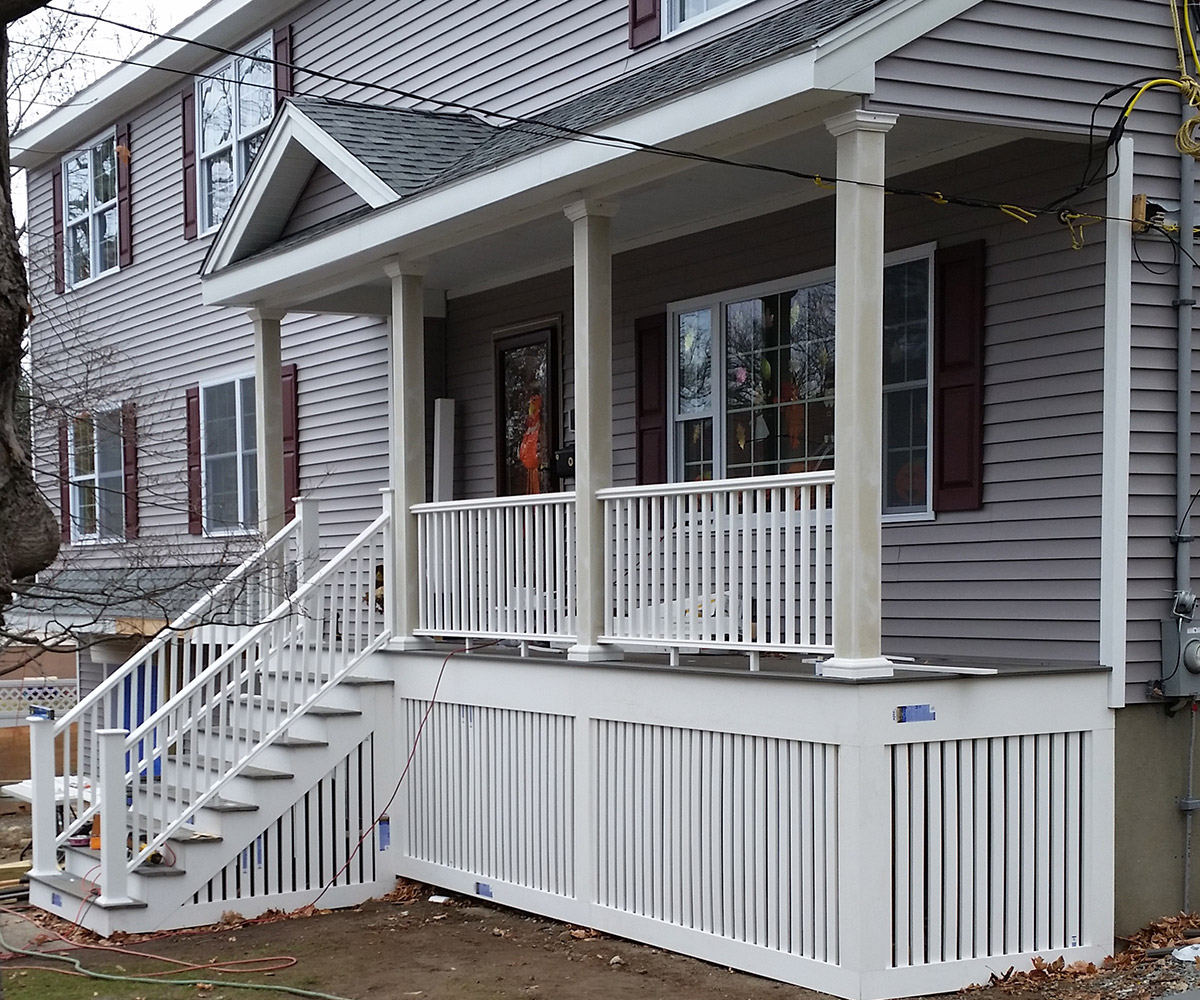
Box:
[565,199,621,662]
[249,307,287,537]
[96,729,134,906]
[821,109,897,679]
[385,262,431,649]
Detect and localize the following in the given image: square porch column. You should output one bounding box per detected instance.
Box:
[821,109,897,680]
[249,307,287,538]
[565,199,621,662]
[385,261,431,649]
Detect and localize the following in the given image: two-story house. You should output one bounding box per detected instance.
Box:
[13,1,1200,996]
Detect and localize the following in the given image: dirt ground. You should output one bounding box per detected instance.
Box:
[4,797,1200,1000]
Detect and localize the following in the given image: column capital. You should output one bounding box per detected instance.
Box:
[247,305,287,324]
[383,257,426,279]
[564,198,618,222]
[824,109,898,139]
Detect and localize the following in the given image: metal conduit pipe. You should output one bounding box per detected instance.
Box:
[1179,95,1198,912]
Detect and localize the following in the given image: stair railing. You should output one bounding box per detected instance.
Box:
[120,495,390,874]
[27,501,316,880]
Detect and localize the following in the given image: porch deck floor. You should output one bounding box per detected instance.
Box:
[403,637,1107,683]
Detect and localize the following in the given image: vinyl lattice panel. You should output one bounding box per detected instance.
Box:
[891,733,1087,967]
[403,701,575,897]
[190,737,378,905]
[594,721,839,962]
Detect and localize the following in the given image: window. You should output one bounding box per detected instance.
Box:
[200,375,257,531]
[196,36,274,232]
[62,133,118,285]
[69,409,125,541]
[669,250,933,514]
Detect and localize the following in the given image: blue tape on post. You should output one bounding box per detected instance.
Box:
[476,882,493,898]
[894,704,936,723]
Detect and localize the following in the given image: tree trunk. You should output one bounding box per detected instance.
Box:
[0,16,60,613]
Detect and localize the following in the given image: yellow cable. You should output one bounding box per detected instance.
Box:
[1124,78,1188,117]
[1187,0,1200,73]
[999,204,1037,224]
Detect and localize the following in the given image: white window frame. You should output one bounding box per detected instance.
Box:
[196,34,274,234]
[663,0,754,37]
[199,373,257,535]
[666,244,935,518]
[69,407,124,543]
[61,130,119,287]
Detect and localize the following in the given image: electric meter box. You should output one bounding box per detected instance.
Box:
[1161,617,1200,697]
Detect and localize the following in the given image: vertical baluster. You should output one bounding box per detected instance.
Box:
[771,486,783,649]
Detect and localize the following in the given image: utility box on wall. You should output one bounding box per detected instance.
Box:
[1160,617,1200,697]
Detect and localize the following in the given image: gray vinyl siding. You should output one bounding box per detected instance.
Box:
[279,163,368,239]
[871,0,1187,698]
[441,137,1106,665]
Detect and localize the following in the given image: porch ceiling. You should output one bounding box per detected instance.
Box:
[206,110,1060,316]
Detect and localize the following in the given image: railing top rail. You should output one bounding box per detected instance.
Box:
[597,470,835,500]
[122,510,389,751]
[412,491,576,513]
[52,515,302,735]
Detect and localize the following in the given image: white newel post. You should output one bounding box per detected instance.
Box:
[27,716,56,878]
[97,729,133,906]
[821,109,897,679]
[250,307,287,538]
[565,199,621,662]
[385,262,430,649]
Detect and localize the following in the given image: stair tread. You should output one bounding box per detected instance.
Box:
[66,845,186,877]
[193,727,328,748]
[140,793,258,813]
[240,695,361,717]
[143,762,293,781]
[29,870,147,909]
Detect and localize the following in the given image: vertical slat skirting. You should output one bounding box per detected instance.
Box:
[889,732,1089,967]
[593,719,839,961]
[402,699,575,897]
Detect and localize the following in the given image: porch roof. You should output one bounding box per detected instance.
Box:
[199,0,1010,311]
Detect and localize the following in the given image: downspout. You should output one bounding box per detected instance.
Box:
[1178,96,1197,913]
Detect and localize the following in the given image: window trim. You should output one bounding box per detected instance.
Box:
[67,406,125,544]
[666,243,936,517]
[198,372,258,536]
[662,0,754,37]
[60,129,120,288]
[195,33,274,236]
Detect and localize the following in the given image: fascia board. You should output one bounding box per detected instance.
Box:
[206,107,400,273]
[12,0,299,170]
[203,48,822,306]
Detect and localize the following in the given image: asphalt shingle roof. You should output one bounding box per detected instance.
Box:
[288,96,497,198]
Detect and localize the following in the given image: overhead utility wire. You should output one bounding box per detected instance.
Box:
[30,4,1116,231]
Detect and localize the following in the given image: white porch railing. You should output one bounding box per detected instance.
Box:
[413,492,577,643]
[29,504,316,872]
[599,472,834,656]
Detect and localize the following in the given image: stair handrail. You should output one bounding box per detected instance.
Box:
[43,513,306,846]
[122,508,390,870]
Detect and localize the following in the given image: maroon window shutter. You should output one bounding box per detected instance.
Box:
[181,90,198,240]
[121,401,139,538]
[273,24,294,104]
[635,313,668,484]
[57,420,71,541]
[281,363,299,519]
[933,240,986,512]
[629,0,660,48]
[116,122,133,267]
[52,169,64,293]
[186,386,203,533]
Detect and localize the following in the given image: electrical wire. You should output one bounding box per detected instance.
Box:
[308,639,499,910]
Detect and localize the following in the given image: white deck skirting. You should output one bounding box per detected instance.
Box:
[382,647,1113,1000]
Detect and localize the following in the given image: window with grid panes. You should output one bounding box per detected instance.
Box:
[62,133,118,285]
[70,409,124,540]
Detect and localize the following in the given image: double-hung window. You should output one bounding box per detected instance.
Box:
[669,248,933,515]
[201,375,257,532]
[196,36,274,232]
[666,0,751,33]
[69,409,125,540]
[62,133,118,285]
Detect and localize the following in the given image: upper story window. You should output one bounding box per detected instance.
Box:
[197,36,274,232]
[666,0,751,34]
[200,374,258,532]
[68,408,126,541]
[669,249,933,515]
[62,133,118,285]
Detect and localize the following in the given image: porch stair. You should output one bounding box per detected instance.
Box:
[25,499,397,936]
